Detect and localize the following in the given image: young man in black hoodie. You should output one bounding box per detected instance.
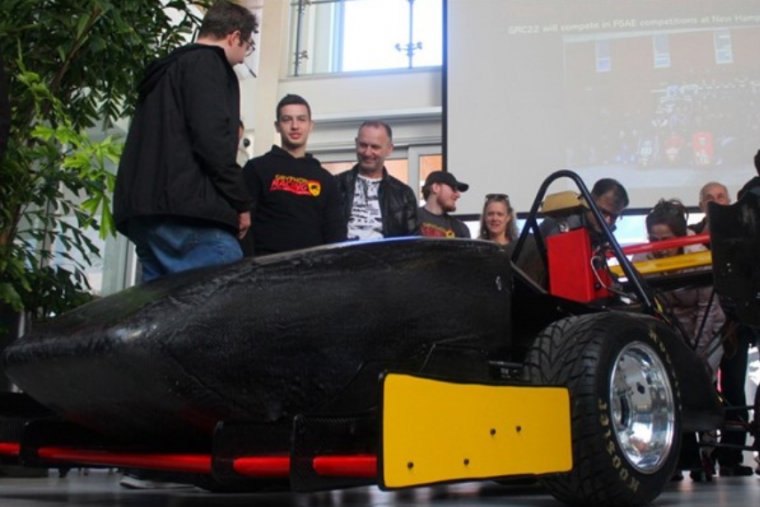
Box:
[241,94,346,255]
[113,1,257,282]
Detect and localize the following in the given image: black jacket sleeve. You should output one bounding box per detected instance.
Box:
[402,184,420,235]
[322,176,348,244]
[334,170,352,227]
[183,51,252,211]
[239,158,264,256]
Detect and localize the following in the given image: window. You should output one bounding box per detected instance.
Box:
[714,29,733,64]
[653,34,670,69]
[595,39,611,73]
[289,0,443,76]
[417,152,442,200]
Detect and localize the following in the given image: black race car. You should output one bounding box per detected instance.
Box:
[1,170,755,507]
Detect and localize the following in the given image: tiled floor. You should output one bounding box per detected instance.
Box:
[0,469,758,507]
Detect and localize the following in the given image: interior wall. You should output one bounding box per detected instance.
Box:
[243,0,443,160]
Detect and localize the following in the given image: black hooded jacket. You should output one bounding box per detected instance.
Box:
[738,176,760,199]
[113,44,252,235]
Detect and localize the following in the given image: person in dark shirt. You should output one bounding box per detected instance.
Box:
[688,181,730,236]
[539,178,629,246]
[699,166,759,478]
[418,171,471,238]
[737,149,760,199]
[113,1,257,282]
[241,94,346,256]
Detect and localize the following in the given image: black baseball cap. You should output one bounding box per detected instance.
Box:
[423,171,469,192]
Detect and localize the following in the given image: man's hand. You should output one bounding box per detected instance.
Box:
[238,211,251,239]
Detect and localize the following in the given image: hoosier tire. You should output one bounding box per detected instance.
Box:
[523,313,681,507]
[753,386,760,446]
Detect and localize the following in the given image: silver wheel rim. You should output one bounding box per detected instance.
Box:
[609,341,676,474]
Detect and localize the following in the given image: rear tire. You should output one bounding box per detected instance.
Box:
[523,313,681,507]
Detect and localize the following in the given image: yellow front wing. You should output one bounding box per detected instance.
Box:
[381,373,572,488]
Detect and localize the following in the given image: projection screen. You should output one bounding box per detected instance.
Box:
[445,0,760,214]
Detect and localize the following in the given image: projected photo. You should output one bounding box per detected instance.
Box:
[446,0,760,212]
[564,27,760,172]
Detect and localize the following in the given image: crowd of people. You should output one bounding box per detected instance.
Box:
[108,0,759,489]
[112,2,541,284]
[594,172,759,483]
[567,67,760,170]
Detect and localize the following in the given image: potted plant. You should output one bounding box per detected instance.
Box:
[0,1,206,354]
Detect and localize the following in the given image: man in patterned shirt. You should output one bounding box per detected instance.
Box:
[335,120,419,240]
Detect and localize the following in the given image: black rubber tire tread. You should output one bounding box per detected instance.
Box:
[753,386,760,445]
[523,313,682,507]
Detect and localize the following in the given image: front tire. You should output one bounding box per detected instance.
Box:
[523,313,681,507]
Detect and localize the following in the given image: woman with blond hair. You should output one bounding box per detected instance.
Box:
[478,193,518,247]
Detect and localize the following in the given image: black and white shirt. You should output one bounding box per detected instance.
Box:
[348,175,383,240]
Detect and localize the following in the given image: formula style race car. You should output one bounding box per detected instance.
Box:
[0,170,756,507]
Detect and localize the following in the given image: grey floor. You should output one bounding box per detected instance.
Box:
[0,469,758,507]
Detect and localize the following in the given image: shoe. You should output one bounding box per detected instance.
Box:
[119,473,193,490]
[671,470,684,481]
[718,465,754,477]
[689,469,712,482]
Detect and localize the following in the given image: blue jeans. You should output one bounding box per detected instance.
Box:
[128,217,242,283]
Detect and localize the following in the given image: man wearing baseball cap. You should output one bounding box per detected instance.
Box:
[418,170,471,238]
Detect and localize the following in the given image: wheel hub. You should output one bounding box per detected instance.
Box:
[609,341,676,474]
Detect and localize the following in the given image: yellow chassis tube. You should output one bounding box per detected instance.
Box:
[610,250,712,277]
[380,373,572,489]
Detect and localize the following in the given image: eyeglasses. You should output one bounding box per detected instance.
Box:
[243,37,255,56]
[598,207,622,223]
[486,193,509,201]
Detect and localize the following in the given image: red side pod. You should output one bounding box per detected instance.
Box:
[233,456,291,477]
[0,442,21,457]
[312,455,377,478]
[36,447,212,474]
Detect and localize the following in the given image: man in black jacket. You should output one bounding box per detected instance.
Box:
[709,152,760,477]
[241,94,346,256]
[335,121,419,240]
[738,149,760,199]
[113,1,257,282]
[688,181,730,237]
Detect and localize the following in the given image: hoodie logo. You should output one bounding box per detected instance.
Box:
[270,174,321,197]
[420,222,457,238]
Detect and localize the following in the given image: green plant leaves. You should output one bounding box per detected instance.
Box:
[0,0,202,320]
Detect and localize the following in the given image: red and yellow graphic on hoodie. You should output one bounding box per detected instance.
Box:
[270,174,322,197]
